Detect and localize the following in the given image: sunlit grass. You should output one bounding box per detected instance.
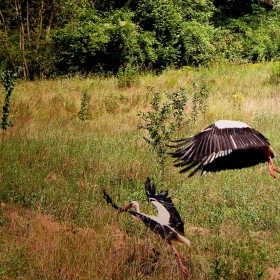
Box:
[0,62,280,279]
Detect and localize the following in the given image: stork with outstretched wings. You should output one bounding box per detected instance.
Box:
[103,177,190,277]
[169,120,280,178]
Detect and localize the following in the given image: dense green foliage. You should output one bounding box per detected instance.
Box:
[1,0,280,78]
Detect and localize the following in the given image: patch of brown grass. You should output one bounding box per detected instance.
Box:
[0,204,190,279]
[267,265,280,280]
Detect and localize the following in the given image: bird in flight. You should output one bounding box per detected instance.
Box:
[169,120,280,178]
[103,177,191,277]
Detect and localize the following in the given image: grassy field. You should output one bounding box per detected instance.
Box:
[0,62,280,279]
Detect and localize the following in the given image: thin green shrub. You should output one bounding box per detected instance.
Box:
[137,87,188,177]
[0,69,20,131]
[78,90,91,121]
[190,82,209,123]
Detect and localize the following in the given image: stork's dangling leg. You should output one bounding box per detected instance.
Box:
[265,148,280,179]
[169,243,189,277]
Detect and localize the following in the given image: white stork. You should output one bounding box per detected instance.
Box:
[103,177,190,277]
[169,120,280,178]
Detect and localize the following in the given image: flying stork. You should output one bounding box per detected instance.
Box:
[169,120,280,178]
[103,177,191,277]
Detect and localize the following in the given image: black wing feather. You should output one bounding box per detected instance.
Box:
[145,177,185,235]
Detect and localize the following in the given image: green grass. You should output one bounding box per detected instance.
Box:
[0,62,280,279]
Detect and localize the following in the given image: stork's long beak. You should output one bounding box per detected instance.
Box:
[123,204,132,210]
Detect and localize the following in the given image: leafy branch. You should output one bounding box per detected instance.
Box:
[0,68,21,131]
[137,87,188,176]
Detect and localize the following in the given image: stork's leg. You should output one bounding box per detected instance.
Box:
[169,243,189,277]
[265,148,280,179]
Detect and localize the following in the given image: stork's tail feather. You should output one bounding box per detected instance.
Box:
[268,145,276,157]
[177,234,191,247]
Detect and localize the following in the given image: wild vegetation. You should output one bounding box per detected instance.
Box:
[1,0,280,79]
[0,62,280,279]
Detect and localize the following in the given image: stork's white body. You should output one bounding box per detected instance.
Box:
[214,120,249,129]
[129,200,191,247]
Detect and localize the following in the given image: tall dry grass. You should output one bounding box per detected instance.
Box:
[0,62,280,279]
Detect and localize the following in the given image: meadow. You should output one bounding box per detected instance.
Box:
[0,62,280,279]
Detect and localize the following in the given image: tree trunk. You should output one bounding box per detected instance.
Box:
[0,10,16,72]
[15,0,29,79]
[36,0,44,51]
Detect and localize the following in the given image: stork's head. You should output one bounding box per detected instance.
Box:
[124,201,140,212]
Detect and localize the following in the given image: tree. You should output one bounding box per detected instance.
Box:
[0,0,88,79]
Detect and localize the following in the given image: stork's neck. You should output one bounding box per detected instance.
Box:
[150,200,170,219]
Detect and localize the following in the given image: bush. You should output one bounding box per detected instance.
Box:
[103,9,157,72]
[116,64,140,88]
[78,91,91,121]
[51,9,110,74]
[137,87,188,177]
[181,21,217,66]
[134,0,184,69]
[223,6,280,62]
[52,8,157,74]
